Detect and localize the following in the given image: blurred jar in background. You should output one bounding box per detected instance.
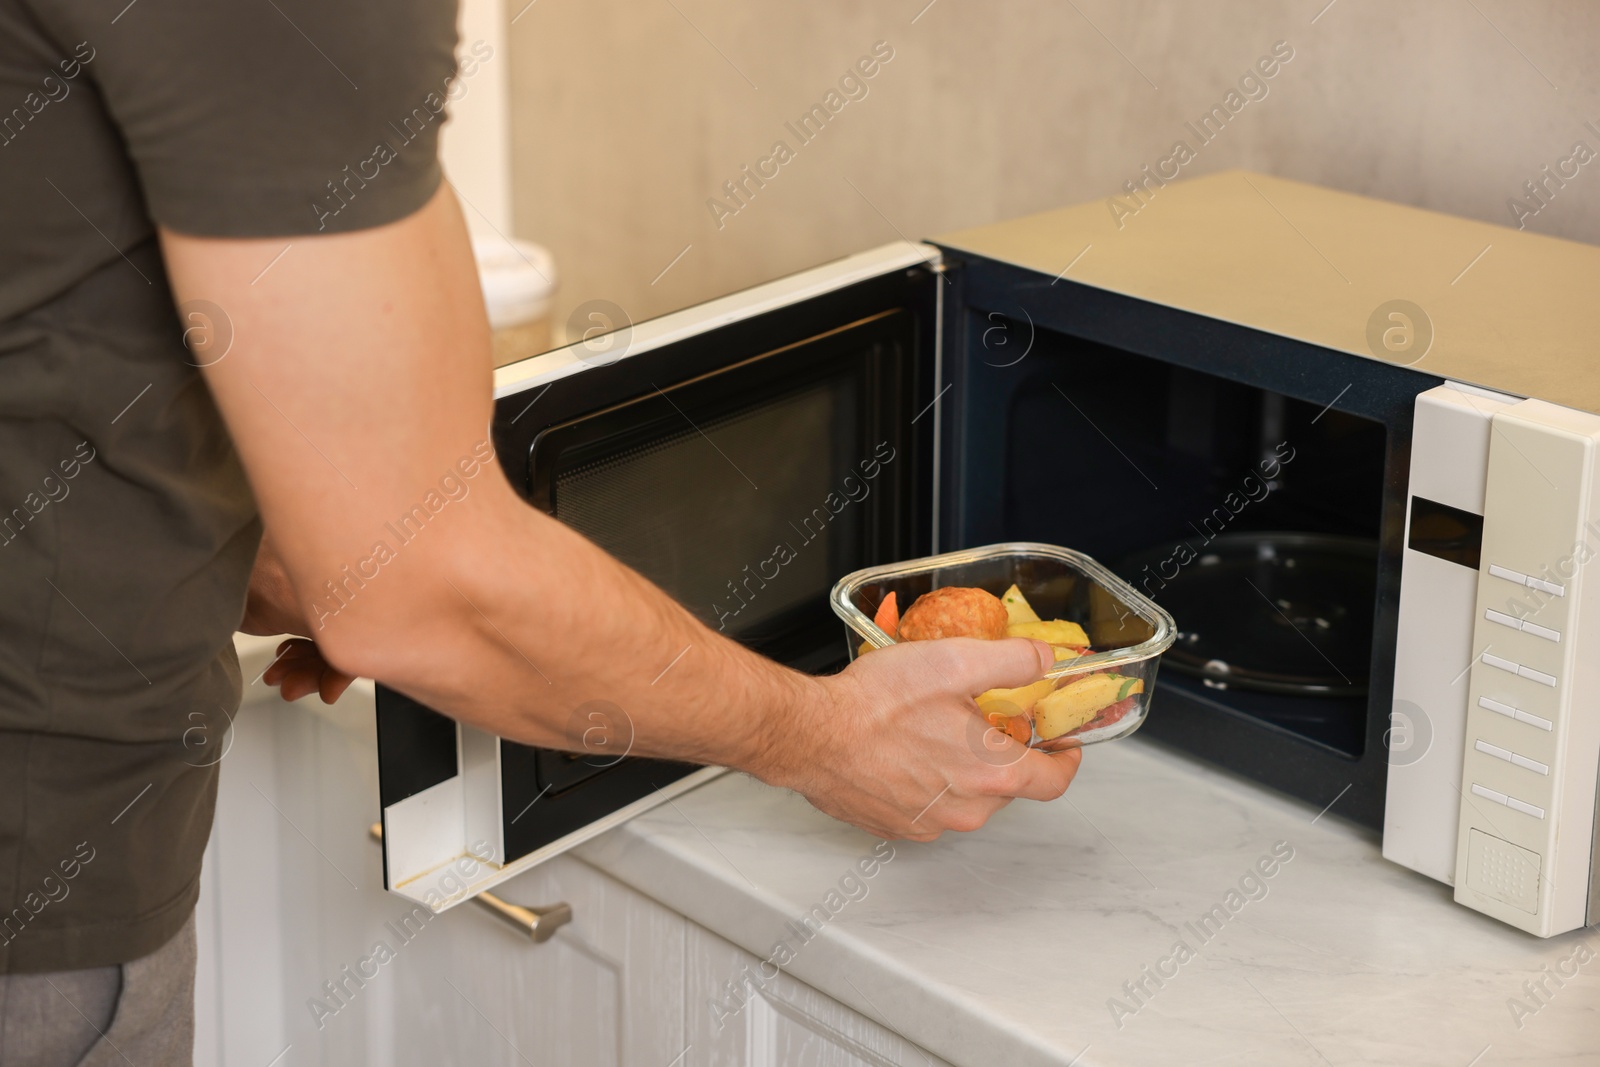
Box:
[473,236,557,367]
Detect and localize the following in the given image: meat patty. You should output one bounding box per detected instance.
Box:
[897,586,1010,641]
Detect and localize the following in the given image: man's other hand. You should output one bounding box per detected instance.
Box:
[261,638,356,705]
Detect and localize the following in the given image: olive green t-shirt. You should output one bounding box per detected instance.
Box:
[0,0,457,972]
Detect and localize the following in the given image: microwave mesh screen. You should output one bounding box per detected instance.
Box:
[553,382,858,633]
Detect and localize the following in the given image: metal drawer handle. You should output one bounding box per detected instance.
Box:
[368,824,572,943]
[473,892,573,943]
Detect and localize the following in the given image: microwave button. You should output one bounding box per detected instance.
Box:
[1481,652,1519,675]
[1525,576,1565,597]
[1480,600,1561,640]
[1471,783,1510,807]
[1488,563,1529,585]
[1476,695,1553,731]
[1474,738,1514,763]
[1477,695,1518,720]
[1506,796,1546,819]
[1510,752,1550,775]
[1519,620,1562,642]
[1516,664,1557,687]
[1474,738,1551,776]
[1514,708,1554,731]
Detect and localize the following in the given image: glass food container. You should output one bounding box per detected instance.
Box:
[831,542,1177,747]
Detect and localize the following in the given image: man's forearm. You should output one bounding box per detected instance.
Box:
[311,475,822,777]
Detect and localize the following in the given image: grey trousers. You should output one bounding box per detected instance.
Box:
[0,912,195,1067]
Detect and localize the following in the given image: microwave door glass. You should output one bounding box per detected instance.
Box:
[547,380,860,667]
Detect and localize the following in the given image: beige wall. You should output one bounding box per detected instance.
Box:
[440,0,513,235]
[505,0,1600,340]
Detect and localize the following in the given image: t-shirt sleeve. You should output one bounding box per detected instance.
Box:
[30,0,459,237]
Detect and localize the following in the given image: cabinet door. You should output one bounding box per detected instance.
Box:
[384,854,687,1067]
[200,639,690,1067]
[197,655,395,1067]
[685,925,952,1067]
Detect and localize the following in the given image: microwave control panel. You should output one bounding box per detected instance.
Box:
[1454,398,1600,937]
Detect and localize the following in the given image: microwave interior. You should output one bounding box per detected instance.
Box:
[939,250,1436,829]
[971,329,1387,757]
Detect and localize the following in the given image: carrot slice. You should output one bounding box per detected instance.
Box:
[986,711,1033,745]
[873,591,900,639]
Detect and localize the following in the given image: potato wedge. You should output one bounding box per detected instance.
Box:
[1000,584,1040,625]
[1008,619,1090,647]
[1033,674,1143,740]
[1053,645,1085,663]
[976,678,1055,717]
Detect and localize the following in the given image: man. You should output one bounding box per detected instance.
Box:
[0,2,1079,1062]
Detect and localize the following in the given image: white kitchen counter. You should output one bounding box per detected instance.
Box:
[577,736,1600,1067]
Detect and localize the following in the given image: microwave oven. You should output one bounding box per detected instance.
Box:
[376,170,1600,938]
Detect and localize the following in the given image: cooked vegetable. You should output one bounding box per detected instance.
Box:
[976,678,1054,717]
[975,676,1054,747]
[1035,694,1141,751]
[1007,619,1091,648]
[1033,673,1144,740]
[857,581,1146,747]
[1000,584,1040,625]
[873,591,900,639]
[985,711,1033,745]
[1085,693,1140,731]
[898,587,1009,641]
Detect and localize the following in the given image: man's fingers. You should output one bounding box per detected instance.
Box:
[997,747,1083,802]
[261,638,355,704]
[318,667,357,704]
[278,668,319,702]
[264,653,316,688]
[906,637,1054,697]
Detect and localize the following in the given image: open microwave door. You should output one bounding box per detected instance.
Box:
[375,242,945,912]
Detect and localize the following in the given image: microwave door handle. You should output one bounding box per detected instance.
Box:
[368,823,572,945]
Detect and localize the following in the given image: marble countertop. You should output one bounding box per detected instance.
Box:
[576,736,1600,1067]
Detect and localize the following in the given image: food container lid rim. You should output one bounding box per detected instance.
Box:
[829,541,1178,668]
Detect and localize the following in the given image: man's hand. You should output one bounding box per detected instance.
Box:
[261,638,356,705]
[762,638,1082,841]
[239,531,306,638]
[240,532,355,705]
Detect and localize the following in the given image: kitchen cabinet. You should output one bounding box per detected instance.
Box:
[383,854,686,1067]
[199,637,938,1067]
[199,648,689,1067]
[684,926,952,1067]
[195,665,400,1067]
